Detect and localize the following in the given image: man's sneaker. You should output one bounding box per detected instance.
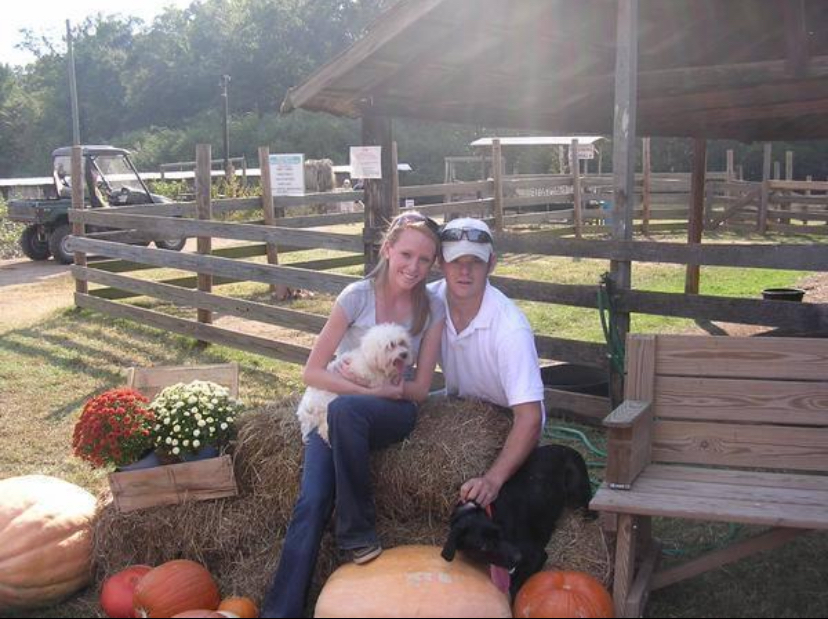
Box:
[350,543,383,565]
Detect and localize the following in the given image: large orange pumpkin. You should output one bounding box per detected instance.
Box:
[314,545,511,618]
[0,475,97,612]
[133,560,220,618]
[217,596,258,618]
[513,570,614,618]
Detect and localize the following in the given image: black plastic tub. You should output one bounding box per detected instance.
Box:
[540,364,609,397]
[761,288,806,302]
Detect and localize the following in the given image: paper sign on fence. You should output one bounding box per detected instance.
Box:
[350,146,382,179]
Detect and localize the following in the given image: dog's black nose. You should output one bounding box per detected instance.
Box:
[400,351,408,359]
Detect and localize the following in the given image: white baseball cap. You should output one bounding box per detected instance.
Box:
[440,217,494,263]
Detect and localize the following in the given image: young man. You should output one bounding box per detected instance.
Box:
[430,217,544,508]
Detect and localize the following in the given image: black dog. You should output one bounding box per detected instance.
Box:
[441,444,594,596]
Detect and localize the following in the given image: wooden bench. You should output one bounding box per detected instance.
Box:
[590,334,828,617]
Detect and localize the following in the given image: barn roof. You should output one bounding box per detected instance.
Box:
[281,0,828,142]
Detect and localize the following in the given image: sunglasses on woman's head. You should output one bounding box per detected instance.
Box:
[391,212,441,236]
[439,227,494,244]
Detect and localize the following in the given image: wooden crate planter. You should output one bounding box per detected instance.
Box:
[108,455,238,513]
[108,362,241,513]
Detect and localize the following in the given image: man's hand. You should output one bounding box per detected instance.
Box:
[459,475,501,508]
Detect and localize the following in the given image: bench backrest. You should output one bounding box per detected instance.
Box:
[626,334,828,473]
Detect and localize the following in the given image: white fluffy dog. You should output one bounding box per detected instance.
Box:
[296,323,413,445]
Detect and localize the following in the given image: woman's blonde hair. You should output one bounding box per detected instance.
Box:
[367,212,441,335]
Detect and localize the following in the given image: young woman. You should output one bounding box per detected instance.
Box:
[261,212,444,618]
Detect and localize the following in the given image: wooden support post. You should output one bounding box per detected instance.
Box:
[685,138,706,294]
[391,140,400,218]
[558,145,566,174]
[726,149,734,181]
[258,146,289,300]
[492,138,504,233]
[610,0,638,406]
[72,145,87,295]
[571,138,583,238]
[642,137,651,236]
[773,160,781,181]
[362,114,394,273]
[759,143,772,234]
[196,144,213,326]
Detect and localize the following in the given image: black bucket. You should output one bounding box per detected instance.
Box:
[540,364,608,397]
[761,288,805,302]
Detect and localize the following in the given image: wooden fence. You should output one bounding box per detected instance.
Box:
[706,179,828,234]
[65,145,828,425]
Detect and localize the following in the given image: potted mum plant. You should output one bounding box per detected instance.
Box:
[72,388,155,469]
[149,380,243,461]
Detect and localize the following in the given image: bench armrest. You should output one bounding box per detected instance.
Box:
[603,400,651,429]
[604,400,654,489]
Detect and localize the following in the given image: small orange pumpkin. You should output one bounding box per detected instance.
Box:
[133,560,220,618]
[217,596,258,618]
[513,570,613,618]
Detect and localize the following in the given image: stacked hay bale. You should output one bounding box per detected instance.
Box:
[92,396,608,613]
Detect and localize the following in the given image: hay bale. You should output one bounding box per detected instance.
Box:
[91,395,608,612]
[304,159,336,193]
[373,397,513,522]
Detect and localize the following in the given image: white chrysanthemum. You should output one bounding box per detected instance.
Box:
[193,439,200,448]
[193,429,200,437]
[172,447,180,455]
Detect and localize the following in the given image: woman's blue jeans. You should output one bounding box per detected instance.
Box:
[261,395,417,618]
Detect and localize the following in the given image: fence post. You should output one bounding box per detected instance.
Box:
[570,138,583,238]
[642,137,651,236]
[71,145,87,295]
[492,138,504,233]
[258,146,289,300]
[362,114,394,273]
[196,144,213,327]
[759,143,772,234]
[685,138,706,295]
[782,150,794,225]
[391,140,400,217]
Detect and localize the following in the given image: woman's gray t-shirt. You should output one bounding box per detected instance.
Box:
[335,279,445,367]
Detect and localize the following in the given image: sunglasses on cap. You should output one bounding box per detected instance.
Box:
[439,227,494,244]
[391,212,441,236]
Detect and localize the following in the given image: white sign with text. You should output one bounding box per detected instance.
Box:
[270,153,305,196]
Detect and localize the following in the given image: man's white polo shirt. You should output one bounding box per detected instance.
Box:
[430,280,545,412]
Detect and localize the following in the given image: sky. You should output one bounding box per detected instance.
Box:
[1,0,194,68]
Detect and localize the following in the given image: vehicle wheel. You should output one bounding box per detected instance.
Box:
[19,226,52,261]
[48,223,75,264]
[155,238,187,251]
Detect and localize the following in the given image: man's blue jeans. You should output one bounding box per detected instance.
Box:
[261,395,417,618]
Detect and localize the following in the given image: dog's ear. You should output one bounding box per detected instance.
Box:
[441,525,460,561]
